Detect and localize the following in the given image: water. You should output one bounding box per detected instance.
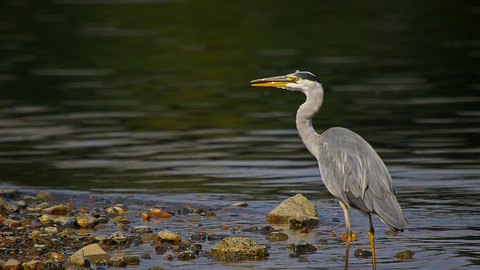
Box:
[1,0,480,269]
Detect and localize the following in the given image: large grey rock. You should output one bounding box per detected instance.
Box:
[210,237,268,261]
[265,194,319,227]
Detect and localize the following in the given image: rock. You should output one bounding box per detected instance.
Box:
[210,237,269,261]
[156,229,181,245]
[22,260,44,270]
[113,216,130,224]
[148,267,165,270]
[354,248,372,258]
[179,243,202,255]
[265,232,289,242]
[179,250,197,261]
[44,227,58,235]
[109,231,127,244]
[0,189,19,199]
[394,250,415,260]
[106,206,127,217]
[3,259,21,270]
[109,253,127,267]
[6,202,21,212]
[67,243,110,266]
[46,251,64,262]
[23,196,44,205]
[74,213,97,228]
[177,208,192,215]
[2,219,21,227]
[259,225,277,235]
[53,216,76,227]
[131,226,153,234]
[290,240,317,257]
[140,253,151,259]
[265,194,319,227]
[207,234,228,241]
[231,202,248,207]
[241,226,258,233]
[200,211,216,217]
[124,256,140,265]
[191,232,207,242]
[155,243,173,254]
[42,204,71,215]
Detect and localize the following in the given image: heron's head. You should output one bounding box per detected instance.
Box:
[250,70,321,93]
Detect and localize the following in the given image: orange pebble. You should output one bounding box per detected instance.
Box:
[341,231,356,242]
[220,226,229,230]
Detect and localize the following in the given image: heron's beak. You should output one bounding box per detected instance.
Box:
[250,75,291,88]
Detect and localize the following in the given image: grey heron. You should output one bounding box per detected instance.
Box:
[251,71,407,269]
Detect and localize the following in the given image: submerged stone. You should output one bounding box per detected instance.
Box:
[265,232,289,242]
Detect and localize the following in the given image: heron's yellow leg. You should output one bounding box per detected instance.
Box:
[339,201,351,270]
[368,213,376,270]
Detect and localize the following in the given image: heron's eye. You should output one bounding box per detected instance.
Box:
[290,76,299,83]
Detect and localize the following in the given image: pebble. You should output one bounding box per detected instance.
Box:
[288,240,317,257]
[156,229,181,245]
[131,225,153,234]
[394,249,415,260]
[179,250,197,261]
[210,237,269,261]
[265,232,289,242]
[354,248,372,258]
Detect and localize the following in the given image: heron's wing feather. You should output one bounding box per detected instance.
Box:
[318,127,407,230]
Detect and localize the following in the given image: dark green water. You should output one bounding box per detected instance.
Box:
[1,0,480,269]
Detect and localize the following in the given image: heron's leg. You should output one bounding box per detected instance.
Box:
[368,213,376,270]
[339,200,351,270]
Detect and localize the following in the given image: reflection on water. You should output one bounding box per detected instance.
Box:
[1,0,480,269]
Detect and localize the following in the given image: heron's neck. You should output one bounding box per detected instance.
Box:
[296,88,323,160]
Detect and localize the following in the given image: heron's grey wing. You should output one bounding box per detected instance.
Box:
[318,127,407,230]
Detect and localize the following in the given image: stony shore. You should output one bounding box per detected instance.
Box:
[0,189,324,270]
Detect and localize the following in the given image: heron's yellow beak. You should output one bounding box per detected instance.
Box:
[250,76,291,87]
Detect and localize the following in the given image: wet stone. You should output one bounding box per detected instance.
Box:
[96,216,108,224]
[156,229,181,245]
[124,256,140,265]
[288,240,317,257]
[155,243,173,254]
[259,225,277,235]
[53,216,75,227]
[354,248,372,258]
[140,253,151,259]
[177,207,192,215]
[266,194,319,228]
[241,226,258,233]
[74,213,97,228]
[22,259,44,270]
[207,234,228,241]
[179,243,202,255]
[131,225,153,234]
[109,254,127,267]
[3,259,21,269]
[0,189,19,199]
[109,231,127,244]
[179,250,197,261]
[210,237,269,261]
[394,249,415,260]
[265,232,289,242]
[200,211,216,217]
[231,202,248,207]
[191,232,208,242]
[44,226,58,235]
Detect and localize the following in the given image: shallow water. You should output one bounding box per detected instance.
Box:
[1,0,480,269]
